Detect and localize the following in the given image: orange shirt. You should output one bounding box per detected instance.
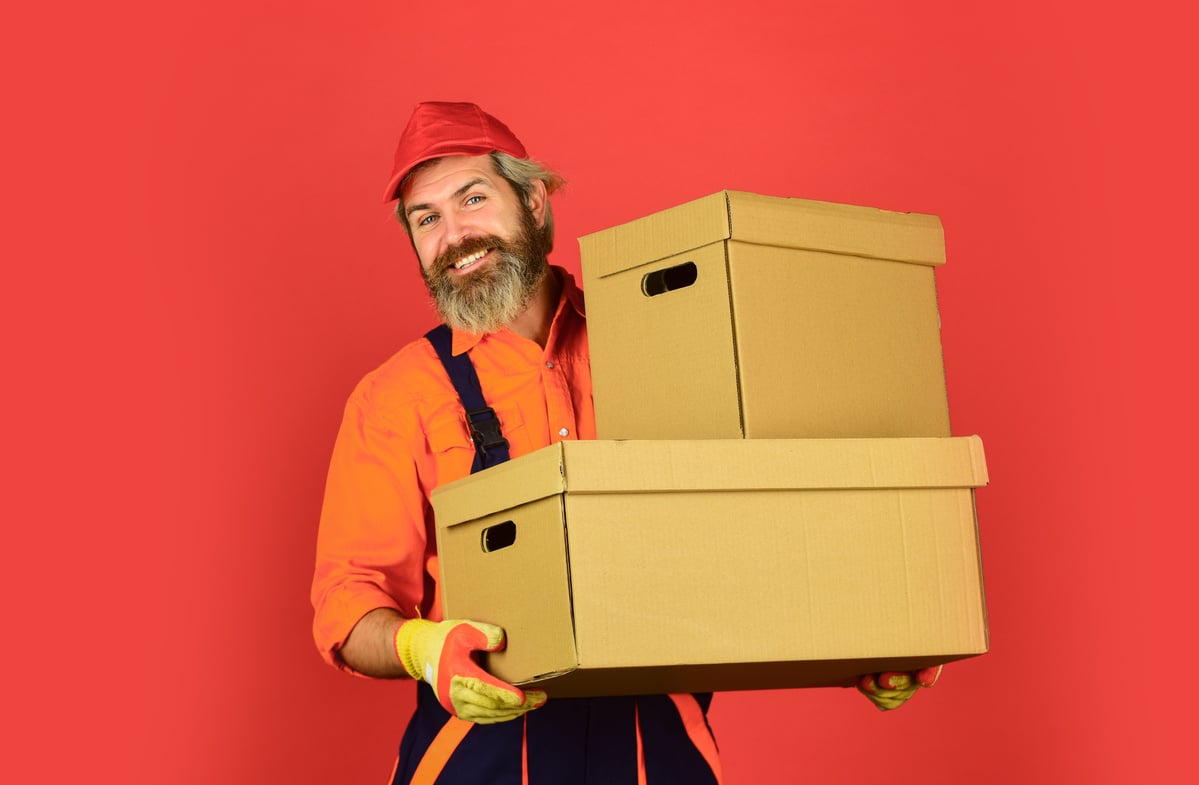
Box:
[311,268,593,675]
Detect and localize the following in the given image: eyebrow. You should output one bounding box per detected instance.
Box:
[405,177,489,219]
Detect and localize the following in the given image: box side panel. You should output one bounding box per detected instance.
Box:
[560,487,986,677]
[729,242,951,437]
[586,242,744,440]
[437,495,579,684]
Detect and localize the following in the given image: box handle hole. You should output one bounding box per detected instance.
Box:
[642,261,697,297]
[481,520,517,552]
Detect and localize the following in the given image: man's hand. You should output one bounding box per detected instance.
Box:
[393,618,547,724]
[857,665,943,711]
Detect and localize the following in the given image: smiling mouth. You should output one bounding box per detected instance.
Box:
[453,248,491,271]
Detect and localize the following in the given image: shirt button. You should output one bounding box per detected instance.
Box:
[559,428,570,437]
[546,361,555,369]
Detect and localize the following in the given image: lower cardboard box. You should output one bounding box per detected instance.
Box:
[431,437,989,698]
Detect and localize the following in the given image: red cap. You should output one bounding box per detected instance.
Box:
[383,101,528,203]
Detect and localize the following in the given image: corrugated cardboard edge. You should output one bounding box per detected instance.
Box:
[579,191,946,280]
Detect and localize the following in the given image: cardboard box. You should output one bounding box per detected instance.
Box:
[432,437,989,698]
[579,191,952,440]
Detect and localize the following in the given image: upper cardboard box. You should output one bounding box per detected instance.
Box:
[579,190,952,440]
[579,190,946,280]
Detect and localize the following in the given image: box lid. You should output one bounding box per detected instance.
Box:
[432,436,988,527]
[578,191,947,279]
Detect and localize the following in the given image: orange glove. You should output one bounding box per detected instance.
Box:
[393,618,547,724]
[857,665,943,711]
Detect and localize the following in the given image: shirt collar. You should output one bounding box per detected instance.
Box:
[557,265,587,319]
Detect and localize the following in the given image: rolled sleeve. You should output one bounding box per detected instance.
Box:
[310,384,432,676]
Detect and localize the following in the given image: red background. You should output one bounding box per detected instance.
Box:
[5,1,1195,783]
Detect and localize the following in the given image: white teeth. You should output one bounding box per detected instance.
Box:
[454,249,489,270]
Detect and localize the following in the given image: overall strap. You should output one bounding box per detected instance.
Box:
[424,324,511,472]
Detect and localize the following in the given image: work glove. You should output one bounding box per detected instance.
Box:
[393,618,547,724]
[857,665,943,711]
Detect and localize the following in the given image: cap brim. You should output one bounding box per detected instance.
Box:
[382,144,502,203]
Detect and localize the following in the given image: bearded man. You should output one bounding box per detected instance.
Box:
[311,101,936,785]
[310,102,724,785]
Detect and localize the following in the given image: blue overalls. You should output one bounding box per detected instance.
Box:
[390,326,722,785]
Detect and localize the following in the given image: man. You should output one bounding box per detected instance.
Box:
[311,101,937,785]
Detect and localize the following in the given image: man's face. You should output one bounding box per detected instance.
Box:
[400,155,549,334]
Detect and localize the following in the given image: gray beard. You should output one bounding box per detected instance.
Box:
[421,209,548,334]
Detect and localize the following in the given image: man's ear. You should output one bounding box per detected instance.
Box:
[526,178,549,228]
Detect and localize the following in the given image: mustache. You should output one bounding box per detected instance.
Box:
[431,235,507,276]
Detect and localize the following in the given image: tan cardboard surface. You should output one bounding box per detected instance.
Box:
[436,496,579,683]
[431,438,988,507]
[586,241,745,439]
[432,437,990,697]
[579,191,734,279]
[579,191,946,278]
[721,191,946,265]
[579,190,952,441]
[729,242,949,438]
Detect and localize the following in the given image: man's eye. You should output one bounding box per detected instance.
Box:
[417,214,437,227]
[465,195,484,206]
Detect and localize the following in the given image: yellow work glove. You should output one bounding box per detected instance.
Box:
[857,665,943,711]
[393,618,547,724]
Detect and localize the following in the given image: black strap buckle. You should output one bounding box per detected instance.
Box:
[466,407,509,454]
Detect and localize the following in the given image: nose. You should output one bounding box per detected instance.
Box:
[440,208,470,248]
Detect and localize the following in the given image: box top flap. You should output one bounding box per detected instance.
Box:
[579,192,731,281]
[434,438,988,527]
[579,191,946,280]
[557,436,987,492]
[432,443,567,528]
